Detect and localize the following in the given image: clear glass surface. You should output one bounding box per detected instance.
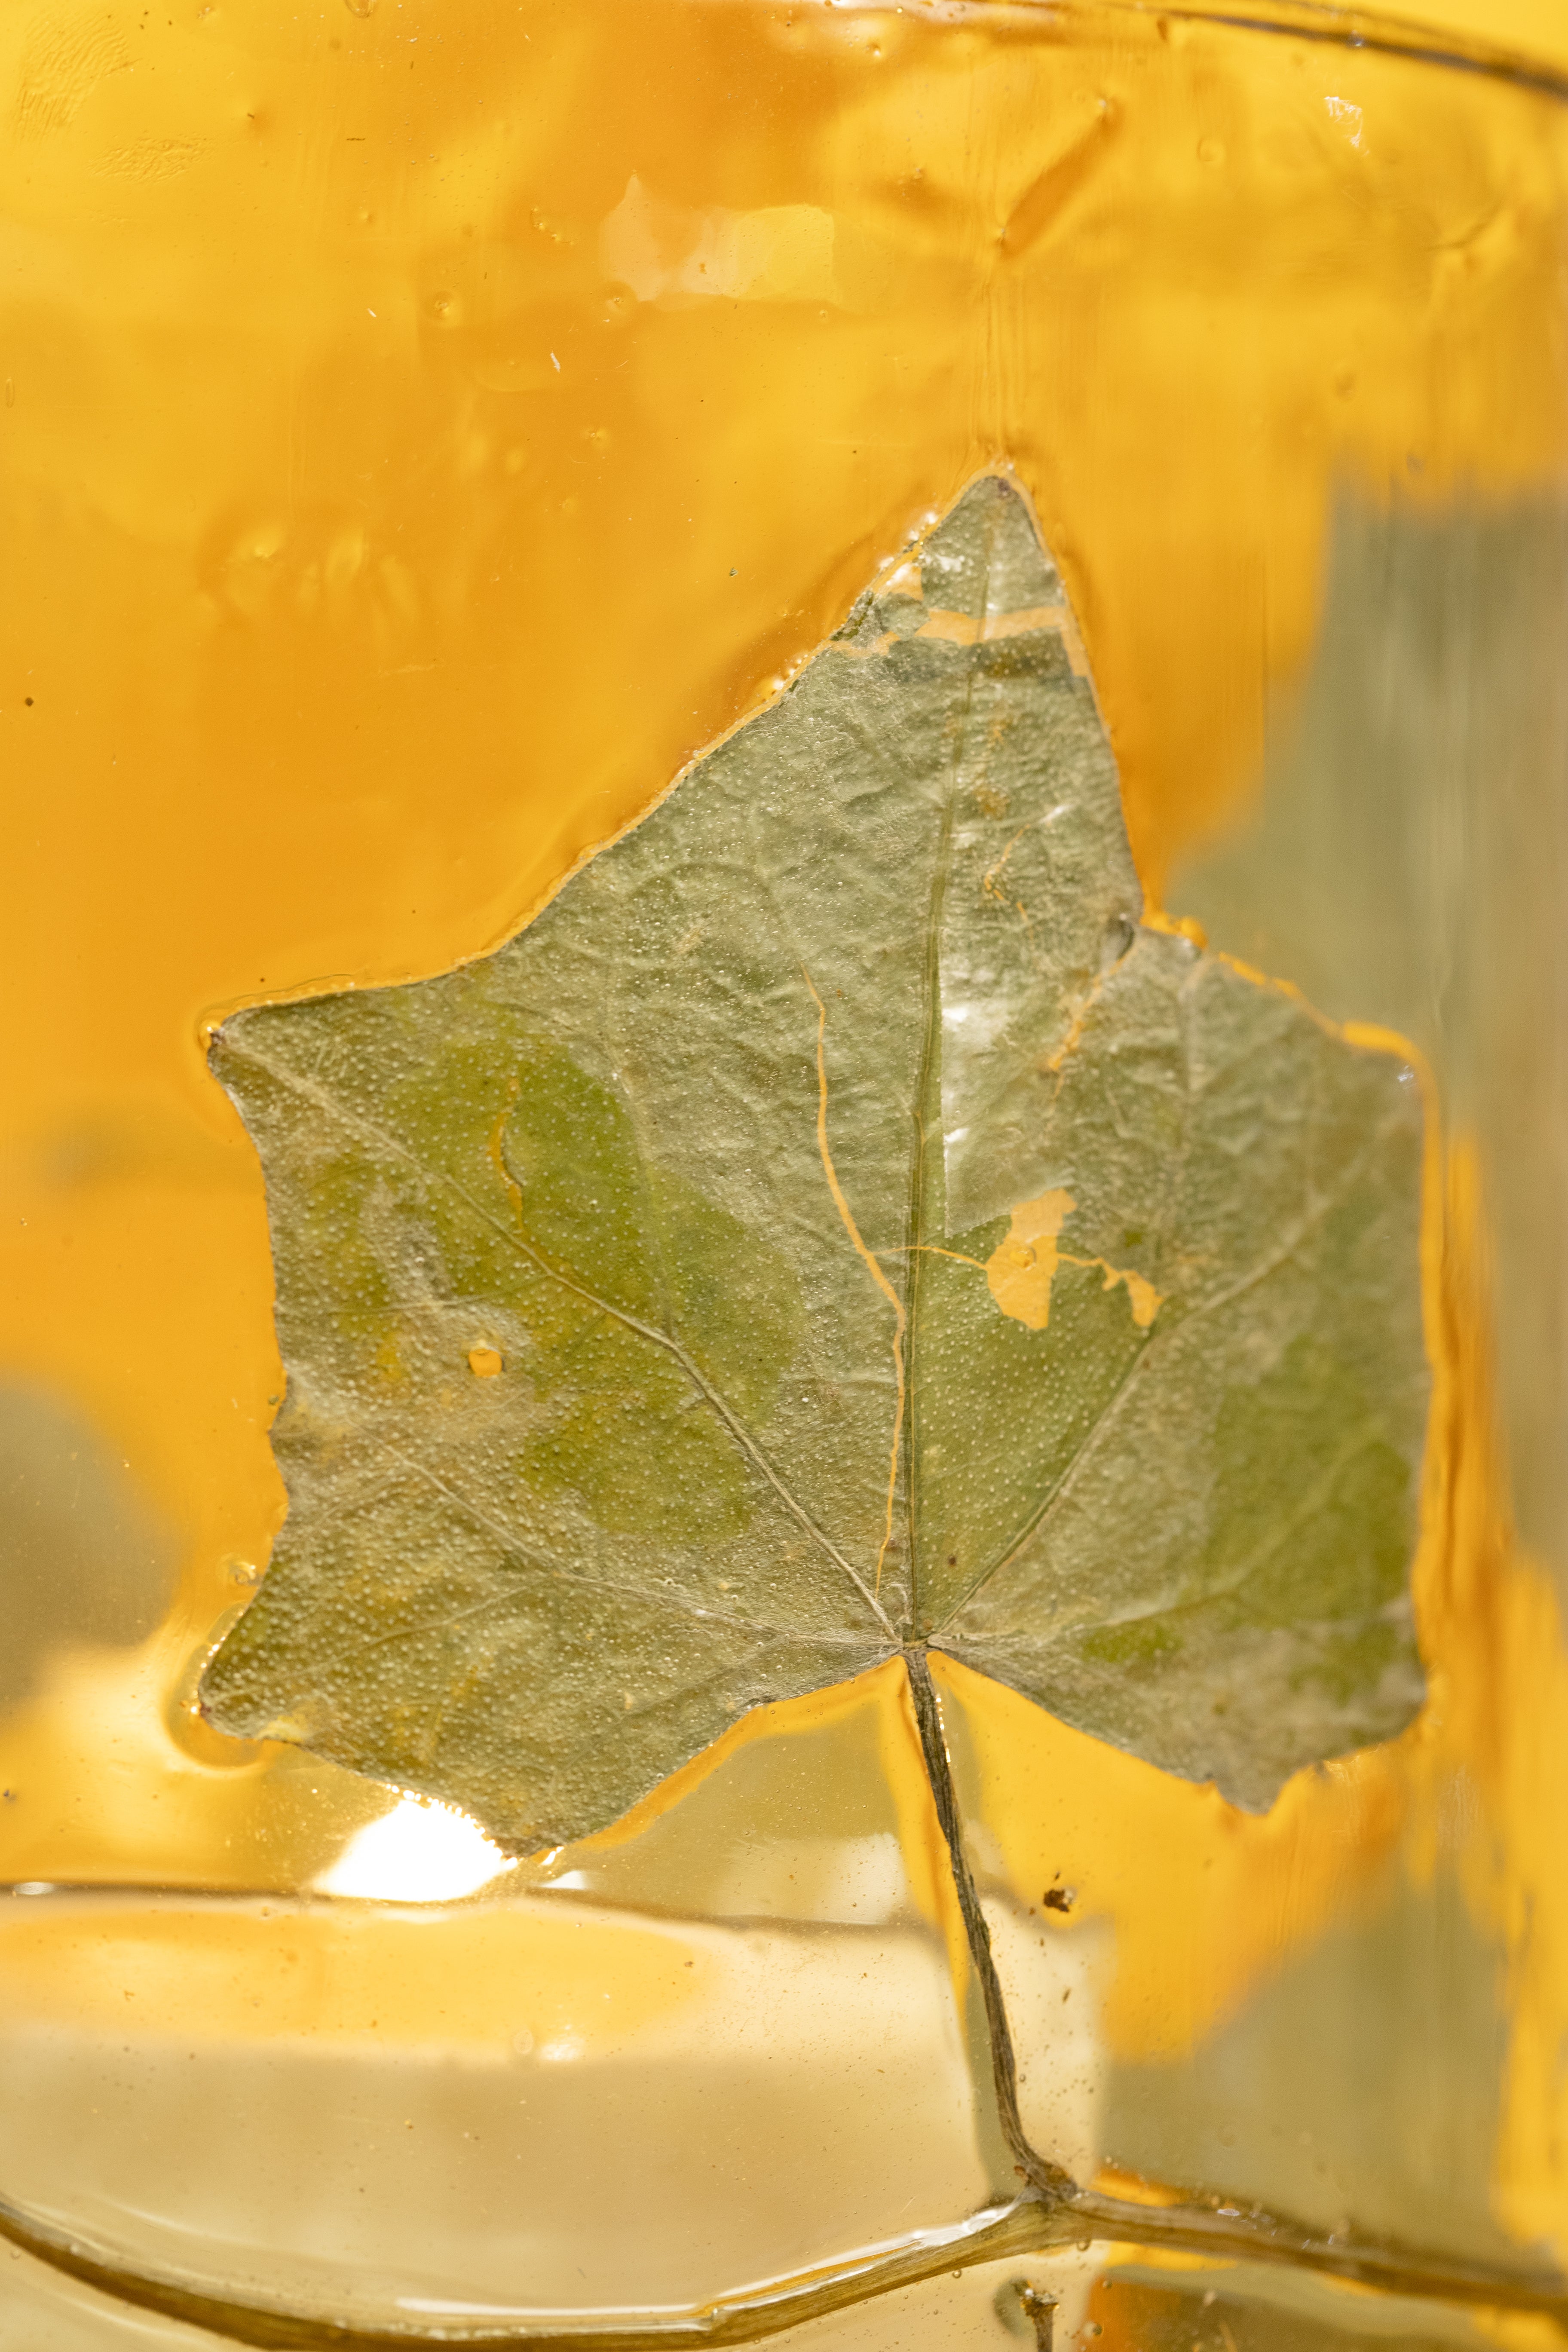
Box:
[3,0,1567,2339]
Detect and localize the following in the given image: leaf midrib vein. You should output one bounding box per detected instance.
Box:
[903,564,991,1642]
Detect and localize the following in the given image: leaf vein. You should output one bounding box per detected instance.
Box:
[937,1088,1412,1622]
[226,1040,897,1642]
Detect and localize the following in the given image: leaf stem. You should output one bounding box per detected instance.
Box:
[902,1643,1075,2202]
[0,2181,1058,2349]
[900,1651,1568,2334]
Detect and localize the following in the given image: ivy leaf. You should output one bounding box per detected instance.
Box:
[202,476,1428,1846]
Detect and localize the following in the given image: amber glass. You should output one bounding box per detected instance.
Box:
[3,1,1568,2344]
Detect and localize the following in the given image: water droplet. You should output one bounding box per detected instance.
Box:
[512,2026,534,2056]
[343,0,376,16]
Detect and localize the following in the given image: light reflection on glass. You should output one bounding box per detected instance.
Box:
[313,1795,516,1904]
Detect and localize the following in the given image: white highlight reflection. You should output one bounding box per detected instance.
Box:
[317,1796,515,1903]
[601,176,839,306]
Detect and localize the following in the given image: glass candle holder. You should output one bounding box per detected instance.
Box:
[2,2,1567,2346]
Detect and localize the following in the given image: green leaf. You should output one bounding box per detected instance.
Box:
[202,475,1428,1845]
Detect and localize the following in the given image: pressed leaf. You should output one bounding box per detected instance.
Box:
[202,475,1428,1844]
